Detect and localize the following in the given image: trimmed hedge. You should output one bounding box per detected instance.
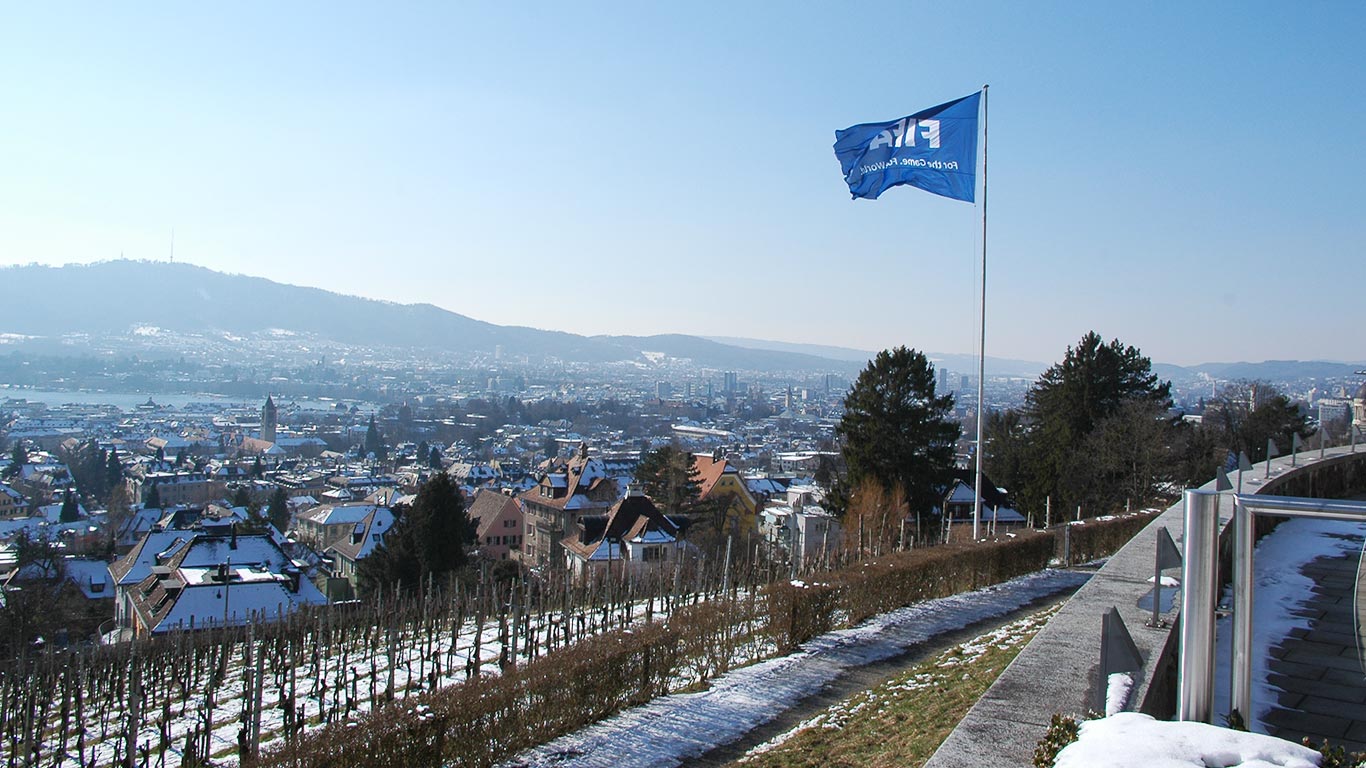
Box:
[1058,512,1157,566]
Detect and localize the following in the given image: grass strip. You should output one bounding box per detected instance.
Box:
[731,602,1063,768]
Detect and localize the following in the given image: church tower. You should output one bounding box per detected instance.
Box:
[262,395,278,443]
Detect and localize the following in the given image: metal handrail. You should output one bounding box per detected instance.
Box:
[1230,493,1366,723]
[1177,490,1220,722]
[1178,488,1366,724]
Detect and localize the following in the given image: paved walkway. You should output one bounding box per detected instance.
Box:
[1263,531,1366,751]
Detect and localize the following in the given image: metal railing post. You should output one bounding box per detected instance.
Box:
[1231,494,1255,722]
[1178,489,1219,722]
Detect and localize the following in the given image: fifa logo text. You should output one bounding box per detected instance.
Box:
[867,118,940,151]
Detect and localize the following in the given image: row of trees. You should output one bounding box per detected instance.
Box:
[985,332,1312,520]
[831,334,1317,533]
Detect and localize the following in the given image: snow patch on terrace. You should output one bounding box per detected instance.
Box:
[501,568,1090,768]
[1212,517,1366,729]
[1054,712,1318,768]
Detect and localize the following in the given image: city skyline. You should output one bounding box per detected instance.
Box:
[2,3,1362,367]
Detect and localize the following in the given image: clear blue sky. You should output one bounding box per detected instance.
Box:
[2,2,1362,367]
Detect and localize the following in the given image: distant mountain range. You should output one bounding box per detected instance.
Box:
[1159,360,1366,384]
[705,336,1047,378]
[0,261,860,372]
[1,261,1360,382]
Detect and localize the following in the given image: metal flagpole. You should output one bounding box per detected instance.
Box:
[973,84,989,541]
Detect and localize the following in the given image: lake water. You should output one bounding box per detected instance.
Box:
[0,387,359,412]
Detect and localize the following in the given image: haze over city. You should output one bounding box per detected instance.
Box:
[2,3,1362,367]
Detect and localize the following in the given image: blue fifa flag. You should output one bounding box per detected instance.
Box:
[834,91,980,202]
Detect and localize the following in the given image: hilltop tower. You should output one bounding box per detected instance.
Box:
[262,395,278,443]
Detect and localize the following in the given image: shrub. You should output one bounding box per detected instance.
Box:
[1033,713,1080,768]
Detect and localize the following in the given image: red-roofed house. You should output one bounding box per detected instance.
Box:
[468,489,526,562]
[692,453,759,535]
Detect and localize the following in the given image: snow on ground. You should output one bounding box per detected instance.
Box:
[1054,712,1319,768]
[500,568,1090,768]
[737,601,1063,761]
[1105,672,1133,717]
[1212,517,1366,730]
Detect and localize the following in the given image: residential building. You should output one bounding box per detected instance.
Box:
[293,500,390,551]
[519,444,619,567]
[128,470,226,508]
[0,482,26,519]
[323,504,395,598]
[942,469,1026,528]
[467,489,525,561]
[562,486,692,580]
[692,452,759,534]
[758,498,841,569]
[115,529,322,637]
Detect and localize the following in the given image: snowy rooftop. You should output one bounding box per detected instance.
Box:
[152,578,325,634]
[629,528,676,545]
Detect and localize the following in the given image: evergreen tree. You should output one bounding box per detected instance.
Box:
[1019,332,1172,517]
[357,505,419,594]
[7,443,28,477]
[428,445,443,469]
[414,472,471,577]
[252,456,264,478]
[106,447,123,491]
[232,486,252,509]
[836,347,959,520]
[981,409,1030,503]
[106,485,131,549]
[59,489,80,523]
[144,483,162,509]
[357,472,471,595]
[634,446,701,517]
[364,415,386,460]
[266,487,291,533]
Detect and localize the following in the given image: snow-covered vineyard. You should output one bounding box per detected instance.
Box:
[1,517,1149,768]
[1,571,756,768]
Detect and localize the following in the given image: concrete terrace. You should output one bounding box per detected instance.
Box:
[926,445,1366,767]
[1261,518,1366,750]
